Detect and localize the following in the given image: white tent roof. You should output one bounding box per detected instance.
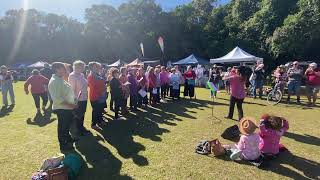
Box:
[27,61,47,68]
[210,47,263,64]
[127,58,143,66]
[107,60,122,67]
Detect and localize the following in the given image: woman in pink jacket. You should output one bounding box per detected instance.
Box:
[259,114,289,155]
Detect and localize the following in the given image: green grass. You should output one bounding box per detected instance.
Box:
[0,82,319,180]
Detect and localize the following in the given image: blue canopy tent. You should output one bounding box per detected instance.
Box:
[172,54,210,65]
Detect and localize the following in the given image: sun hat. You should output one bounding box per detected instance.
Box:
[239,117,258,135]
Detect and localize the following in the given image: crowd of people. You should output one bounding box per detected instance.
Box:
[14,61,199,151]
[1,60,319,151]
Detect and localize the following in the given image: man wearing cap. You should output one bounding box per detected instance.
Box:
[48,62,78,151]
[0,65,15,107]
[287,61,303,104]
[305,63,320,106]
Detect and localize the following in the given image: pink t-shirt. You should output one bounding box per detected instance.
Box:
[259,119,289,154]
[236,133,261,160]
[68,72,88,101]
[229,75,246,99]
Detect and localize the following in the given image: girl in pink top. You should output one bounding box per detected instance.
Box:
[224,117,261,161]
[24,69,49,113]
[223,66,246,120]
[259,114,289,155]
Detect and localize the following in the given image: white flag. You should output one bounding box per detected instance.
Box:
[140,42,144,57]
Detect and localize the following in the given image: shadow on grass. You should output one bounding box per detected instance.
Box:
[284,132,320,146]
[220,151,320,179]
[63,96,217,178]
[73,133,132,180]
[261,151,320,179]
[0,105,14,118]
[26,110,56,127]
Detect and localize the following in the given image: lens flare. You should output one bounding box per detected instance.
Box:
[8,0,29,62]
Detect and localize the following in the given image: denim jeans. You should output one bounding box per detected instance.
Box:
[252,80,264,98]
[1,82,15,106]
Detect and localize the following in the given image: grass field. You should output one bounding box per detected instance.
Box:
[0,82,319,180]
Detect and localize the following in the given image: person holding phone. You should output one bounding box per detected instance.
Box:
[305,63,320,106]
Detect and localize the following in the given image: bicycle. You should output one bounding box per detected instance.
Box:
[267,82,283,105]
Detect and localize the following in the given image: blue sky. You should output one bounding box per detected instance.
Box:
[0,0,228,21]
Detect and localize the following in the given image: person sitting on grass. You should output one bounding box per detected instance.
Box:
[259,114,289,157]
[223,117,261,161]
[110,68,123,120]
[24,69,49,114]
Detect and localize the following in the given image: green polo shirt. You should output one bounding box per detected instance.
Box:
[48,74,75,110]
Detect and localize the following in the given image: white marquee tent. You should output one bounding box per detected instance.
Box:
[27,61,47,68]
[210,46,263,64]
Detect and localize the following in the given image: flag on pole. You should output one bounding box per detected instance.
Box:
[140,42,144,57]
[207,81,218,92]
[158,36,164,53]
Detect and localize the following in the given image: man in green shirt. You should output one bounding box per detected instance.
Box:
[48,62,78,151]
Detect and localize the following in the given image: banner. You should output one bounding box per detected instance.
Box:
[140,42,144,57]
[158,36,164,53]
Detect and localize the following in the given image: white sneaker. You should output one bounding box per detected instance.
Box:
[230,149,242,160]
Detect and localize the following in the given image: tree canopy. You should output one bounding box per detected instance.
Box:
[0,0,319,68]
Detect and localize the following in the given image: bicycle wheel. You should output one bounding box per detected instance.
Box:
[267,90,282,105]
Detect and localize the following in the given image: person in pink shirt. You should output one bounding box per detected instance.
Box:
[224,117,261,161]
[160,66,169,101]
[24,69,49,114]
[273,65,287,93]
[68,60,90,136]
[305,63,320,106]
[223,66,246,121]
[147,67,157,105]
[259,114,289,156]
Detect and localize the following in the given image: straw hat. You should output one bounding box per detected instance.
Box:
[239,117,258,135]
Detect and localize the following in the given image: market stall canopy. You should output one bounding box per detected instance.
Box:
[107,59,122,67]
[143,60,160,65]
[210,47,263,64]
[27,61,47,68]
[173,54,210,65]
[127,58,144,66]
